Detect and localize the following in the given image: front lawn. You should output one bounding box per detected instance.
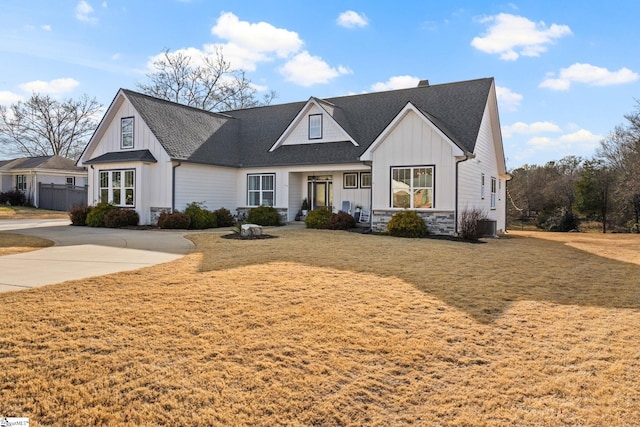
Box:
[0,206,69,219]
[0,233,54,256]
[0,229,638,425]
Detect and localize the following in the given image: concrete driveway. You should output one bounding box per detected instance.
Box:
[0,219,195,293]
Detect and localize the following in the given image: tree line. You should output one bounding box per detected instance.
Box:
[0,48,275,160]
[508,103,640,233]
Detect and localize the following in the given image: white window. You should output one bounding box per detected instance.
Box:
[343,173,357,189]
[66,177,75,186]
[481,173,485,199]
[490,177,497,209]
[121,117,134,149]
[99,169,135,206]
[16,174,27,191]
[247,174,275,207]
[309,114,322,139]
[391,166,434,209]
[360,172,371,188]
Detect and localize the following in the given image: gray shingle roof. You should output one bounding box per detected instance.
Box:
[84,149,157,164]
[0,155,85,171]
[117,78,493,168]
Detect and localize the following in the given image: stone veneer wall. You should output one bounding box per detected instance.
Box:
[150,207,172,225]
[235,207,288,224]
[371,210,456,236]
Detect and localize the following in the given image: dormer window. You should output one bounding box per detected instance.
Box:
[309,114,322,140]
[121,117,134,149]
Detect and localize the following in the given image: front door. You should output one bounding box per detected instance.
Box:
[308,176,333,210]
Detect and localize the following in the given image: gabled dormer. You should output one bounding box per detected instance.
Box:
[269,97,357,152]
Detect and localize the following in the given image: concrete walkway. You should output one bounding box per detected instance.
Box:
[0,219,195,293]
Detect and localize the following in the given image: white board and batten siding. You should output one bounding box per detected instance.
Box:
[369,109,458,211]
[458,100,508,232]
[281,104,353,146]
[81,96,173,224]
[174,163,238,213]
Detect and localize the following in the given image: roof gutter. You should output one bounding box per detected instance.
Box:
[454,152,475,235]
[172,161,181,211]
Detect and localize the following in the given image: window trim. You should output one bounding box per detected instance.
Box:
[66,177,75,186]
[360,172,372,189]
[308,114,322,140]
[343,172,358,189]
[390,165,435,209]
[99,168,135,207]
[121,117,134,149]
[247,173,276,207]
[16,174,27,191]
[481,173,485,199]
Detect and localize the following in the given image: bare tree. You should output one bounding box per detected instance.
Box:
[137,47,276,112]
[597,104,640,230]
[0,93,102,160]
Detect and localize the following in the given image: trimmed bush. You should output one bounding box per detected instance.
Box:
[458,208,485,241]
[185,202,217,229]
[305,208,332,229]
[247,205,281,226]
[0,190,27,206]
[103,209,139,228]
[86,202,117,227]
[158,211,191,229]
[69,205,93,226]
[214,207,235,227]
[326,211,356,230]
[387,210,428,238]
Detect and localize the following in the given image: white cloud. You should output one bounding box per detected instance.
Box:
[19,78,80,96]
[111,53,121,61]
[502,121,562,138]
[471,13,571,60]
[76,1,98,24]
[495,85,523,112]
[212,12,302,59]
[371,75,420,91]
[41,24,52,31]
[0,91,24,105]
[527,128,601,152]
[337,11,368,28]
[540,63,639,90]
[280,51,351,87]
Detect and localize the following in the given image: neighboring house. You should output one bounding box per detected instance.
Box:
[77,77,509,235]
[0,155,88,210]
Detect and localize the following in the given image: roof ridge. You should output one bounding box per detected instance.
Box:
[120,88,234,119]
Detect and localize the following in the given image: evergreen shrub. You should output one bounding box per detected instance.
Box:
[305,208,332,229]
[387,210,428,238]
[86,202,117,227]
[185,202,217,229]
[247,205,281,226]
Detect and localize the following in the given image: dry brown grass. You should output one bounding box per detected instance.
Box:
[1,229,639,426]
[0,206,68,219]
[0,233,54,255]
[512,230,640,265]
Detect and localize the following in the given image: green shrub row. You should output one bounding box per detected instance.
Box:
[305,209,355,230]
[0,190,27,206]
[71,202,139,228]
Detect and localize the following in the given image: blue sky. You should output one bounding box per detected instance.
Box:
[1,1,638,168]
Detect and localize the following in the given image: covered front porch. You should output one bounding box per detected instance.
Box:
[287,169,372,223]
